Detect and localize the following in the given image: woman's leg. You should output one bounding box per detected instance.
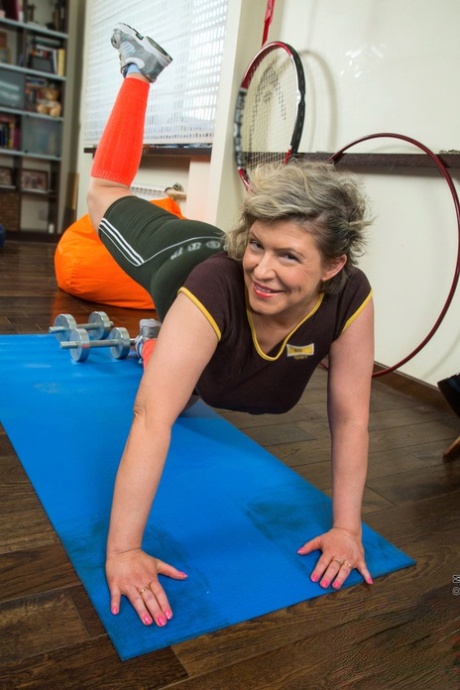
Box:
[87,24,172,229]
[86,24,224,321]
[87,75,149,229]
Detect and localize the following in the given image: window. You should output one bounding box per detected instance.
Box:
[84,0,228,147]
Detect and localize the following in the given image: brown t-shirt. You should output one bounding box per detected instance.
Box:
[179,252,372,414]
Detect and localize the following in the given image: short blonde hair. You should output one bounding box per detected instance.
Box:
[225,161,372,293]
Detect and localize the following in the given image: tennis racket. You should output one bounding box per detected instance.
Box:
[234,41,306,189]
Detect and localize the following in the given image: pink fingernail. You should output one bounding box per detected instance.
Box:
[143,615,152,625]
[333,581,341,589]
[321,580,329,588]
[111,606,118,615]
[157,616,166,627]
[165,610,172,620]
[311,574,318,582]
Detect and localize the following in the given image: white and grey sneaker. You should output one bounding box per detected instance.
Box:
[134,318,162,358]
[111,23,172,82]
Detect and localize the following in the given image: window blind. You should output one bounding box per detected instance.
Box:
[84,0,228,147]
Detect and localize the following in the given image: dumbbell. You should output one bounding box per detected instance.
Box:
[49,311,113,342]
[60,327,136,362]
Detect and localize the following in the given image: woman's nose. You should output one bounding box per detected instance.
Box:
[253,252,275,279]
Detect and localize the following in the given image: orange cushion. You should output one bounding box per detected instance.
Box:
[54,197,184,310]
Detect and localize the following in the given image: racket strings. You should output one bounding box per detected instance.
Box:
[242,50,299,175]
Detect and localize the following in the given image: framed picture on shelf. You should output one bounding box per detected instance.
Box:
[0,48,10,64]
[29,55,54,74]
[21,169,48,193]
[0,166,13,187]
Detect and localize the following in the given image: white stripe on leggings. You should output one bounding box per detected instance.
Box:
[98,218,145,266]
[99,216,223,267]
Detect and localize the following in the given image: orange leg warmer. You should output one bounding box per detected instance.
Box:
[91,77,150,187]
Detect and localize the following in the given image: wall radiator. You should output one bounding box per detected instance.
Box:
[130,183,186,202]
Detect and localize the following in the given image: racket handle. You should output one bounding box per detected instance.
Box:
[262,0,276,45]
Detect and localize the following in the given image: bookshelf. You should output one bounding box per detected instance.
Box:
[0,0,68,239]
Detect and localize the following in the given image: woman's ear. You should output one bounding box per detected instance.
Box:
[321,255,347,282]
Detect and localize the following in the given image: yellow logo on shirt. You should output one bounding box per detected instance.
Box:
[286,343,315,359]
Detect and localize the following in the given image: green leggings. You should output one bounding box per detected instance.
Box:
[98,196,225,320]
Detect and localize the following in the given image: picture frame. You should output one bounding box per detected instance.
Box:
[29,55,54,74]
[0,166,13,187]
[21,169,48,193]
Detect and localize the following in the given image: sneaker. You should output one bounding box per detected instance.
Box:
[111,23,173,82]
[134,318,162,358]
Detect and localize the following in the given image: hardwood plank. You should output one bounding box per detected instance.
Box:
[368,419,457,454]
[364,491,460,549]
[0,592,89,663]
[267,438,331,467]
[0,506,58,554]
[403,437,460,464]
[0,451,58,554]
[0,544,78,601]
[367,461,460,505]
[368,403,452,430]
[367,448,439,479]
[0,638,188,690]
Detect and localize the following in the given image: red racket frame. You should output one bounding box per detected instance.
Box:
[234,41,306,190]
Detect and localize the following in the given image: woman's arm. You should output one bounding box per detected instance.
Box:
[297,298,374,588]
[106,292,219,625]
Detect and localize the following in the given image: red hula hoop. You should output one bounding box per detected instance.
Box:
[330,132,460,377]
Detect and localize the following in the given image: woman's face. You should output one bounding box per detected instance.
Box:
[242,219,346,322]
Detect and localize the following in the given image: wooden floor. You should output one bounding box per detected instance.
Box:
[0,239,459,690]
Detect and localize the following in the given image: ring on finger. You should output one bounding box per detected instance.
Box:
[138,586,150,594]
[346,562,353,569]
[332,558,344,567]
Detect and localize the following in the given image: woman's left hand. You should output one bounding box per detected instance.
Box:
[297,526,373,589]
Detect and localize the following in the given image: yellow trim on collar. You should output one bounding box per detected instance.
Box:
[246,292,324,361]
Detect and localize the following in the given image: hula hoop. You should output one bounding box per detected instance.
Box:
[330,132,460,378]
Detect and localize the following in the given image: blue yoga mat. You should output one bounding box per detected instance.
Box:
[0,334,415,660]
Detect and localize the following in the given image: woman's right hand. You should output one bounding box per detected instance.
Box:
[106,548,188,626]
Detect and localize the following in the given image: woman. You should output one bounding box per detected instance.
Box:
[87,23,375,628]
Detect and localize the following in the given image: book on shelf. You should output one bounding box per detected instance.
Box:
[2,0,23,22]
[0,114,16,149]
[56,48,65,76]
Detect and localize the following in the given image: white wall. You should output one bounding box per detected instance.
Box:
[76,0,460,387]
[279,0,460,387]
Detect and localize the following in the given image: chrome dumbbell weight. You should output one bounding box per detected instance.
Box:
[49,311,114,342]
[60,327,135,362]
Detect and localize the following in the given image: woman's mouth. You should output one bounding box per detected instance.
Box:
[252,281,281,299]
